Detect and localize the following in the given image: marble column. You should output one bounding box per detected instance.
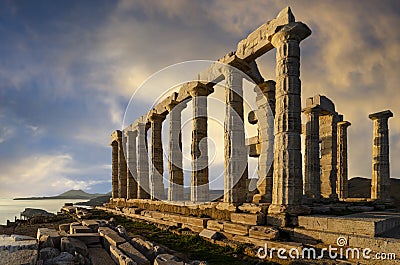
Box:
[369,110,393,201]
[268,22,311,215]
[303,105,321,200]
[166,101,186,201]
[149,112,166,200]
[111,140,119,199]
[188,83,213,202]
[253,80,275,203]
[137,123,150,199]
[126,130,138,200]
[118,133,127,199]
[223,68,248,204]
[336,121,351,200]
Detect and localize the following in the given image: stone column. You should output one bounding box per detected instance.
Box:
[253,80,275,203]
[111,140,119,199]
[268,22,311,215]
[166,101,186,201]
[319,114,339,200]
[118,134,127,199]
[137,123,150,199]
[369,110,393,201]
[303,105,321,200]
[188,83,213,202]
[223,67,248,204]
[149,112,166,200]
[336,121,351,200]
[126,130,138,200]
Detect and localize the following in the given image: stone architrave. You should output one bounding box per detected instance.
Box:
[137,123,150,199]
[126,130,138,200]
[252,80,275,203]
[303,105,322,200]
[188,83,213,202]
[369,110,393,201]
[118,133,127,199]
[149,112,166,200]
[336,121,351,199]
[166,101,186,201]
[223,66,248,204]
[268,22,311,215]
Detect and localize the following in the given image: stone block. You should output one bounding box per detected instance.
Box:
[37,228,61,249]
[110,245,135,265]
[230,213,265,225]
[249,226,279,240]
[82,220,100,230]
[0,234,38,263]
[70,225,93,234]
[199,229,219,240]
[233,235,302,252]
[238,203,269,214]
[181,216,209,228]
[119,242,151,265]
[207,220,224,231]
[182,224,204,233]
[67,233,101,245]
[88,247,115,265]
[59,223,70,232]
[99,227,126,247]
[61,237,89,257]
[154,254,184,265]
[223,222,249,236]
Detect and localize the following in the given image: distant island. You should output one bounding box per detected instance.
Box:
[14,189,109,200]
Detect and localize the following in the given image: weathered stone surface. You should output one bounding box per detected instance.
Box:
[110,244,135,265]
[233,235,302,252]
[230,213,265,225]
[248,226,279,240]
[59,223,70,233]
[223,222,249,236]
[336,121,351,199]
[119,242,150,265]
[67,233,100,245]
[70,225,93,234]
[37,228,61,249]
[39,247,60,261]
[99,227,126,247]
[45,252,75,265]
[199,229,219,240]
[82,220,100,230]
[154,254,184,265]
[61,237,89,257]
[206,220,224,231]
[88,247,115,265]
[0,234,38,265]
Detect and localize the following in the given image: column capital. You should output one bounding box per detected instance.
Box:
[148,111,166,122]
[165,100,187,112]
[270,22,312,47]
[369,110,393,120]
[110,130,122,145]
[255,80,276,94]
[187,82,214,97]
[302,104,321,115]
[337,121,351,128]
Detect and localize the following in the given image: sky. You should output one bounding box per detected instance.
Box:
[0,0,399,197]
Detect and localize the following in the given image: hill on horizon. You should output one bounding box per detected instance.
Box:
[14,189,109,200]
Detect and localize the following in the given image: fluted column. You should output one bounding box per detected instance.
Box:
[118,134,127,199]
[166,101,186,201]
[223,68,248,204]
[369,110,393,201]
[336,121,351,200]
[126,130,138,200]
[149,112,166,200]
[188,83,213,202]
[137,123,150,199]
[253,80,275,203]
[303,105,321,200]
[268,22,311,215]
[111,140,119,199]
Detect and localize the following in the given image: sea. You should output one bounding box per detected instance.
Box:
[0,198,88,225]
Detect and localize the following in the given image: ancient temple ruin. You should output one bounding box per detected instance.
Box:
[109,7,394,227]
